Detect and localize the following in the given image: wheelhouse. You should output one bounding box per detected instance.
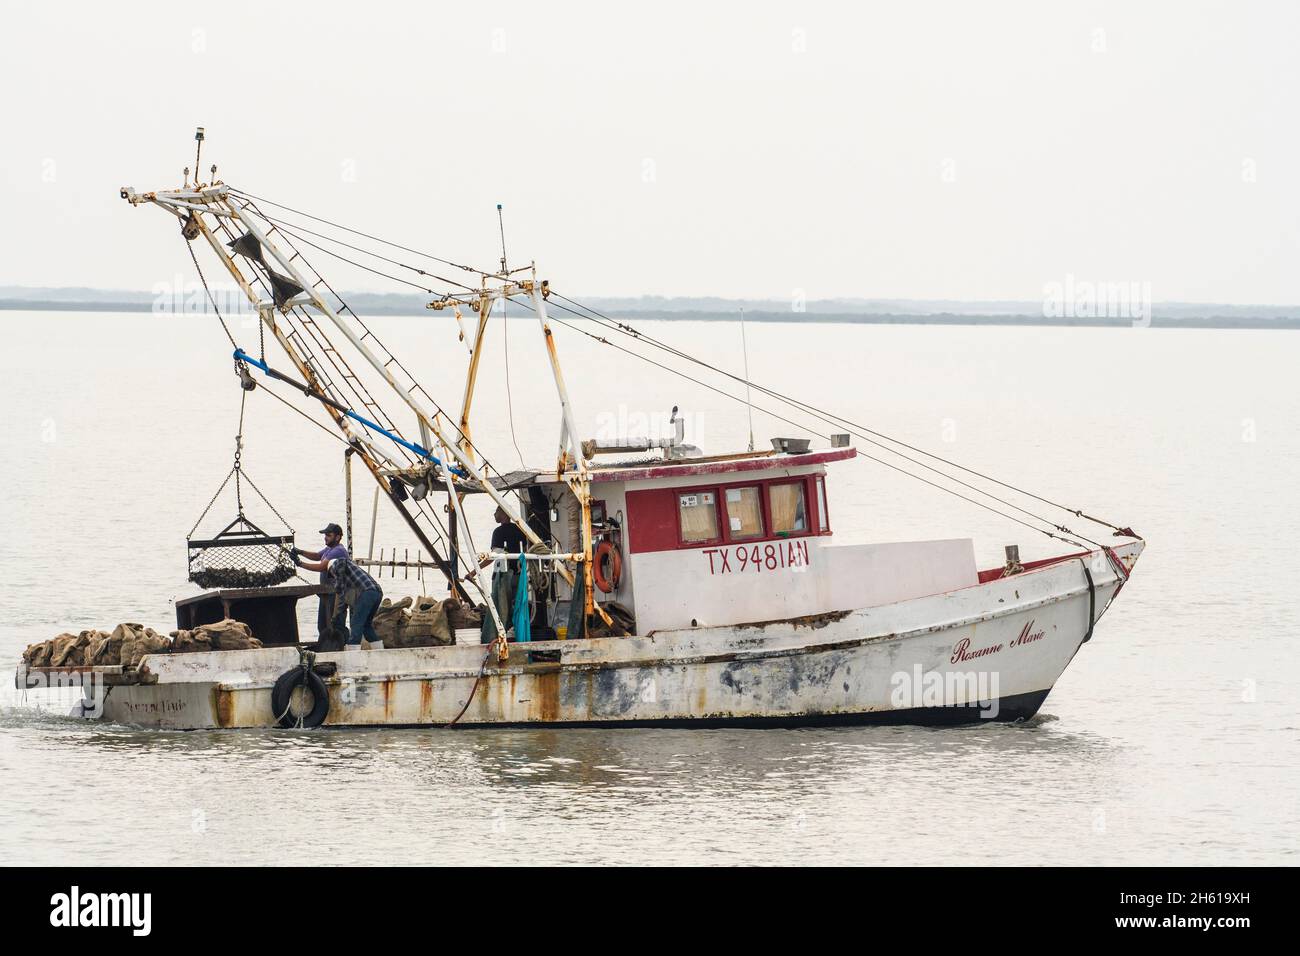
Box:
[492,445,980,638]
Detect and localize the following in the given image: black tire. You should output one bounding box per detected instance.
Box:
[271,667,330,729]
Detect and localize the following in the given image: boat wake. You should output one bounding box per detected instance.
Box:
[1014,712,1060,728]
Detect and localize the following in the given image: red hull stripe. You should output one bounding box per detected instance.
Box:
[976,550,1090,583]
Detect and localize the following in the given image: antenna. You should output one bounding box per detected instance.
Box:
[740,306,755,452]
[496,203,508,275]
[194,127,205,185]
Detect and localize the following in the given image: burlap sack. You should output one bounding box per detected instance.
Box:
[49,632,90,667]
[168,620,261,653]
[77,630,112,665]
[22,640,53,668]
[372,596,412,644]
[86,625,135,666]
[398,597,453,647]
[169,628,211,653]
[198,618,261,650]
[121,626,171,668]
[444,599,481,630]
[169,616,262,655]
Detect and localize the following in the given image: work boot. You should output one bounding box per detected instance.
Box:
[362,639,385,650]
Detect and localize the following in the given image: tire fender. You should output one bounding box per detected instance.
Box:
[271,666,330,728]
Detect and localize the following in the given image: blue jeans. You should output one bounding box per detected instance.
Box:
[348,588,382,645]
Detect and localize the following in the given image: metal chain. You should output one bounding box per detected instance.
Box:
[188,468,237,537]
[233,390,246,516]
[193,223,253,523]
[237,467,295,534]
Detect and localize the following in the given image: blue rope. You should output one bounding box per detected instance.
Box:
[234,349,466,477]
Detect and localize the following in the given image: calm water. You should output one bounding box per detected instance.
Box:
[1,310,1297,865]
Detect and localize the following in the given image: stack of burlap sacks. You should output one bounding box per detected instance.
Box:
[21,619,262,670]
[370,596,479,648]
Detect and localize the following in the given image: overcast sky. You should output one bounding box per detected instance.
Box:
[2,1,1297,303]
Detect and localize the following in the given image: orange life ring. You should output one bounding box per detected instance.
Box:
[593,540,622,594]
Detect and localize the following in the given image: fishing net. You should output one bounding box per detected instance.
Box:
[187,515,296,590]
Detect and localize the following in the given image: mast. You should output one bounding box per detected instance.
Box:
[528,272,596,627]
[429,272,609,628]
[455,290,493,461]
[740,305,755,452]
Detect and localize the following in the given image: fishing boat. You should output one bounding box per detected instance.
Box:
[16,132,1144,729]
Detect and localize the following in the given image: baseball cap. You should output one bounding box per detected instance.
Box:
[319,522,343,535]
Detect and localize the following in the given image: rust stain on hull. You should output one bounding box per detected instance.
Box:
[211,687,235,728]
[535,670,560,722]
[733,608,853,631]
[419,679,433,722]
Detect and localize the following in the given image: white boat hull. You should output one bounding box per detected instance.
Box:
[35,541,1142,730]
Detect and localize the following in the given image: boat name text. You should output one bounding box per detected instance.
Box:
[702,540,810,575]
[950,620,1046,663]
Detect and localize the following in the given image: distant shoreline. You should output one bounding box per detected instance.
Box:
[2,299,1297,329]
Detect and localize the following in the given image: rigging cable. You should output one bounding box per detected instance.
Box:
[186,240,239,351]
[256,219,448,296]
[238,207,478,295]
[206,207,454,558]
[227,196,526,581]
[256,379,354,447]
[233,196,515,480]
[225,202,447,466]
[533,297,1104,548]
[537,307,1091,549]
[550,292,1135,537]
[217,190,1121,549]
[207,210,418,473]
[228,187,493,278]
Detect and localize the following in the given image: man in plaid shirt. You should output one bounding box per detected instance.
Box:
[295,550,385,649]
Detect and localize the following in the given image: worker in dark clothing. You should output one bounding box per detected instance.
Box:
[490,506,529,555]
[469,507,529,643]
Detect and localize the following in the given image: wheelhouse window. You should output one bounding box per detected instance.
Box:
[770,481,807,534]
[815,476,829,532]
[678,491,719,543]
[724,486,764,539]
